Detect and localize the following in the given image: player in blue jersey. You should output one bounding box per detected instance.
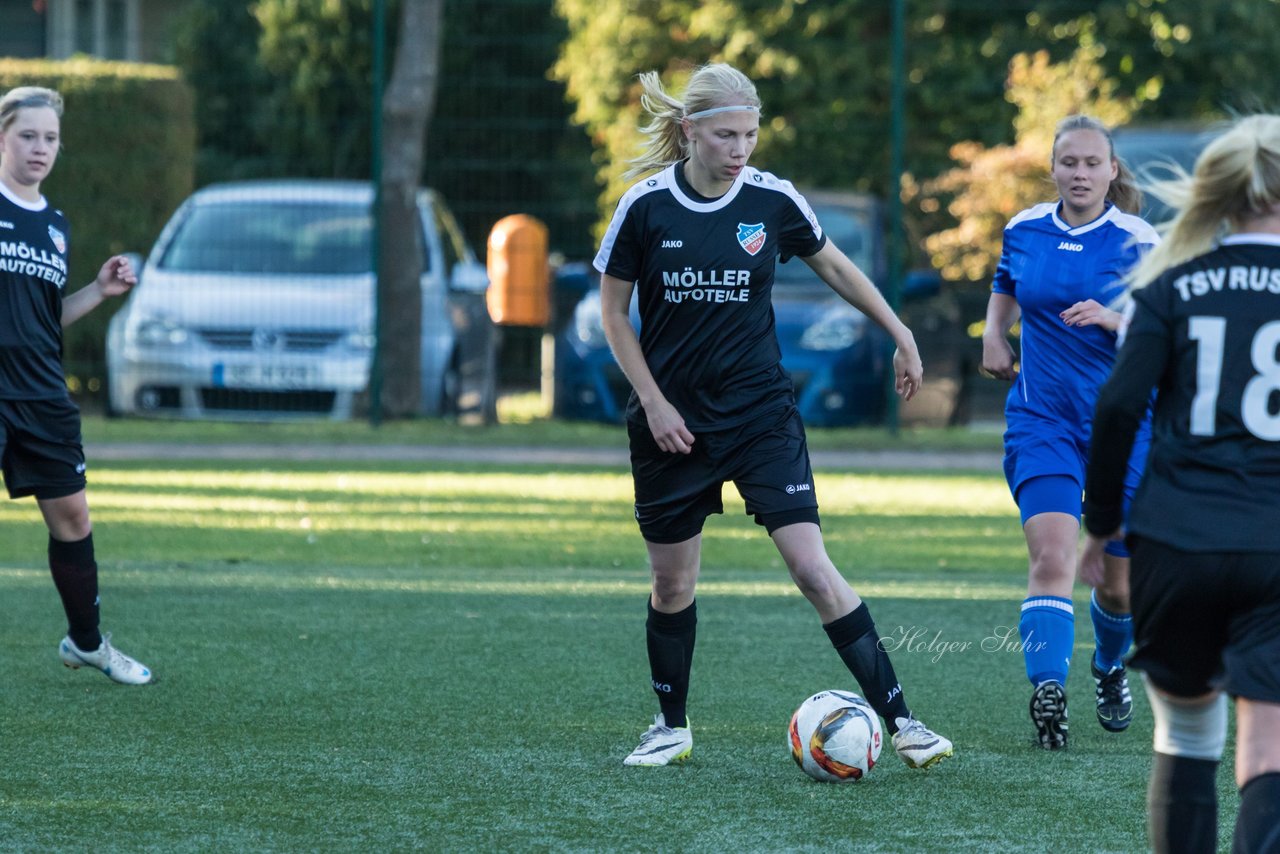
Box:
[0,86,151,684]
[596,63,951,770]
[1081,113,1280,854]
[981,115,1158,749]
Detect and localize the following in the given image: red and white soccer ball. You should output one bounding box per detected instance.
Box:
[788,689,883,783]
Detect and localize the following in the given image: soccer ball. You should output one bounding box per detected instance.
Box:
[788,689,882,782]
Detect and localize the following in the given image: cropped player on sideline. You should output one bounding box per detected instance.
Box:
[0,86,152,684]
[594,63,952,770]
[981,115,1158,749]
[1081,114,1280,854]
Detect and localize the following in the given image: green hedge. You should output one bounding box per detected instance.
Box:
[0,58,195,399]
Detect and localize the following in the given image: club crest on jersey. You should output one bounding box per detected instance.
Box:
[737,222,766,256]
[48,225,66,254]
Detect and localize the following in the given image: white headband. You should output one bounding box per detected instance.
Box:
[684,105,760,121]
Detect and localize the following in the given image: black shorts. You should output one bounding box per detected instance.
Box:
[627,405,820,544]
[0,397,88,500]
[1127,534,1280,703]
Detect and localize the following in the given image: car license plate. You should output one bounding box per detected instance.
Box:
[213,363,317,389]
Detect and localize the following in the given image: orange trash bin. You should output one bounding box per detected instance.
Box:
[486,214,550,326]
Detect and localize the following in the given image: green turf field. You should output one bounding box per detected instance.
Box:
[0,454,1239,852]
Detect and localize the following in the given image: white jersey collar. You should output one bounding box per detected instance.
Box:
[1051,201,1117,236]
[1222,233,1280,247]
[667,162,747,212]
[0,178,48,212]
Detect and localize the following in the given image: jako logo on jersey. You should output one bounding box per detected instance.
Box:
[662,239,683,248]
[48,225,66,254]
[1057,240,1084,252]
[737,222,766,255]
[784,483,812,495]
[0,220,13,230]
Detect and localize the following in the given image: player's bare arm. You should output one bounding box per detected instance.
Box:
[61,254,137,328]
[599,273,694,454]
[800,241,922,400]
[981,292,1020,380]
[1060,298,1122,331]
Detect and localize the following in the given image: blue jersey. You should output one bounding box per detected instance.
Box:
[994,202,1158,429]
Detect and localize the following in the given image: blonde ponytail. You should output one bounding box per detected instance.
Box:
[1130,115,1280,289]
[625,63,762,181]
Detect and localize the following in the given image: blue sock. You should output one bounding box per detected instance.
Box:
[1090,589,1132,672]
[1019,596,1074,686]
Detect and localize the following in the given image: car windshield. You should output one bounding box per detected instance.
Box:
[158,201,373,275]
[1114,130,1219,223]
[774,201,875,290]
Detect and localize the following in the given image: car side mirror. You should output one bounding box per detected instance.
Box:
[122,251,146,281]
[450,261,489,293]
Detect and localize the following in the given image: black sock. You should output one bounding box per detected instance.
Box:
[48,533,101,651]
[1149,751,1219,854]
[646,600,696,729]
[823,603,909,734]
[1234,771,1280,854]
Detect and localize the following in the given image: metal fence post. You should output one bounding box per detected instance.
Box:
[369,0,386,426]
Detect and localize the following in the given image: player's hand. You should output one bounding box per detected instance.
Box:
[980,336,1017,381]
[646,399,695,455]
[892,345,923,401]
[95,255,138,299]
[1060,299,1121,332]
[1077,531,1117,588]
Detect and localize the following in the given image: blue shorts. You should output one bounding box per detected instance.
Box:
[1004,414,1148,558]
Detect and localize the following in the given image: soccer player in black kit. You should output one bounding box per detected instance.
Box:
[594,63,952,769]
[1,86,151,684]
[1080,114,1280,853]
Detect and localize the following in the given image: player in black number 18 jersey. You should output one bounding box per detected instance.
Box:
[595,63,951,771]
[1,86,151,684]
[1081,114,1280,854]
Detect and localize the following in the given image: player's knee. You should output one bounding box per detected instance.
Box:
[650,571,696,607]
[1027,556,1074,589]
[787,556,840,600]
[1145,675,1228,761]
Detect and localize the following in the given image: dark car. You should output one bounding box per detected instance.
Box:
[552,192,951,427]
[1112,124,1223,223]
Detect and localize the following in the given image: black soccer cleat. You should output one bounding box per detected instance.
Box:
[1092,661,1133,733]
[1030,681,1068,750]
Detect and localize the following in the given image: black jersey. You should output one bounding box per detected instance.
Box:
[1084,235,1280,551]
[0,183,71,400]
[593,163,826,430]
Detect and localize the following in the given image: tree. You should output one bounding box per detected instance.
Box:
[254,0,380,178]
[376,0,445,419]
[918,45,1140,284]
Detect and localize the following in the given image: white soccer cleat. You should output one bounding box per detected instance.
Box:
[59,633,153,685]
[891,717,953,769]
[623,714,692,766]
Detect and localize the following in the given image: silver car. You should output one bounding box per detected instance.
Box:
[106,180,495,420]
